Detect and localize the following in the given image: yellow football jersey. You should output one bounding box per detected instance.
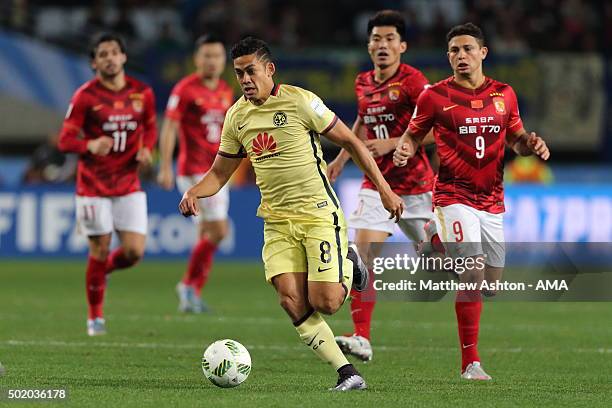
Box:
[219,84,341,221]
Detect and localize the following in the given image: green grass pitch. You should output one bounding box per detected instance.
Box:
[1,260,611,407]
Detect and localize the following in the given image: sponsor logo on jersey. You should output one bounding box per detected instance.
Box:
[252,132,279,162]
[470,99,483,109]
[273,111,287,127]
[492,97,506,114]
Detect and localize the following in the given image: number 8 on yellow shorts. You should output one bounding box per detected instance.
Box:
[262,211,354,290]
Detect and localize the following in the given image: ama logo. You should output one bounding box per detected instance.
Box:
[252,132,277,156]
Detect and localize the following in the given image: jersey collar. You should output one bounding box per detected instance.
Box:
[370,63,403,87]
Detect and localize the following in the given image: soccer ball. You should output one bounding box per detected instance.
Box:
[201,339,251,388]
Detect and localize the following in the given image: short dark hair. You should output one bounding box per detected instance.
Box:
[230,36,272,62]
[195,33,224,50]
[446,22,485,46]
[367,10,406,41]
[89,32,126,59]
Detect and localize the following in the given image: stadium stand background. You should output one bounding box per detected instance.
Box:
[0,0,610,259]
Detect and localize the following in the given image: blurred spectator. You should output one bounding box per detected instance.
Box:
[1,0,605,53]
[111,3,137,41]
[8,0,31,34]
[82,0,108,39]
[22,133,76,184]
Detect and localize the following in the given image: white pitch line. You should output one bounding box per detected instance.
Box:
[1,339,611,354]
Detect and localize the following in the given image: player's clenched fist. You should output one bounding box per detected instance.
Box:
[179,189,200,217]
[380,189,405,223]
[136,147,153,166]
[87,136,114,156]
[393,142,414,167]
[526,132,550,161]
[326,159,344,183]
[157,167,175,190]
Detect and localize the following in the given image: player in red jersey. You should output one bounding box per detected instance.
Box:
[157,35,233,313]
[326,10,435,361]
[58,33,157,336]
[394,23,549,380]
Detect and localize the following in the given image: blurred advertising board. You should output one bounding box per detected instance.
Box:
[0,182,611,259]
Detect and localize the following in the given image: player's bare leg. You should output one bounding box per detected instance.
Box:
[106,231,146,274]
[482,265,503,297]
[456,257,491,380]
[178,219,228,312]
[86,234,112,336]
[336,229,386,362]
[273,273,366,391]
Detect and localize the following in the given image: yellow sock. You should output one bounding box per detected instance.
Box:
[294,310,349,370]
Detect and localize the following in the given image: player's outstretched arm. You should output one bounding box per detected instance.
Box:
[507,128,550,160]
[157,118,180,189]
[327,116,364,182]
[324,119,404,222]
[179,154,242,217]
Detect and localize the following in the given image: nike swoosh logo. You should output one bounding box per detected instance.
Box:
[238,123,247,130]
[462,343,475,349]
[443,104,458,111]
[307,333,319,347]
[93,104,104,111]
[317,266,332,272]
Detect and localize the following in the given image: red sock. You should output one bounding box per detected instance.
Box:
[350,275,376,340]
[106,248,139,274]
[182,238,217,296]
[431,233,445,254]
[455,290,482,372]
[86,256,108,319]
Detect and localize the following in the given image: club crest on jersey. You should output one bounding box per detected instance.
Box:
[129,93,144,112]
[252,132,279,162]
[273,111,287,127]
[388,88,400,101]
[132,100,143,112]
[492,97,506,114]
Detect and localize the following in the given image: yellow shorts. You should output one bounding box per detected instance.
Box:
[262,211,353,289]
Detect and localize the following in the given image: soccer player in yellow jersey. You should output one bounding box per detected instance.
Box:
[179,37,404,391]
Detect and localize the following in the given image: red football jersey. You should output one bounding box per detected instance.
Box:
[355,63,434,195]
[58,76,157,197]
[165,74,233,175]
[408,76,524,213]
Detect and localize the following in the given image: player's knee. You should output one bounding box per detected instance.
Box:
[122,246,144,263]
[208,229,227,245]
[199,224,228,245]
